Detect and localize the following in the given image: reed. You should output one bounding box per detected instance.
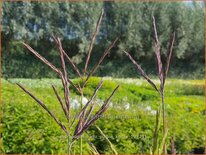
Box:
[17,9,119,154]
[124,16,175,154]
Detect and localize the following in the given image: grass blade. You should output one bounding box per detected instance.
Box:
[79,79,104,119]
[53,35,82,78]
[152,15,160,44]
[83,38,118,87]
[84,85,119,129]
[73,85,119,140]
[152,16,164,92]
[72,80,104,140]
[95,125,118,155]
[152,107,161,154]
[22,42,61,75]
[73,113,84,139]
[84,9,104,74]
[67,78,81,94]
[83,100,97,126]
[52,84,70,124]
[159,129,168,154]
[56,37,71,122]
[17,83,68,135]
[63,51,83,78]
[123,50,159,92]
[164,32,175,85]
[87,140,100,155]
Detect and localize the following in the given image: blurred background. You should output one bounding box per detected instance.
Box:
[2,1,204,79]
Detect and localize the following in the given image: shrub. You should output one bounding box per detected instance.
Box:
[2,78,204,153]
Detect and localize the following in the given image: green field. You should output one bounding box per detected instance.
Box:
[1,77,205,154]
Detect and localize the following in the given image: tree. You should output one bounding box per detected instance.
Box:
[2,1,204,78]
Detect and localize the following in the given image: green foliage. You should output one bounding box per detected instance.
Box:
[88,108,154,154]
[2,80,67,153]
[2,78,204,153]
[72,77,159,104]
[2,2,204,78]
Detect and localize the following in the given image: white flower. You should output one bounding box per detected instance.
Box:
[82,97,88,106]
[145,106,156,115]
[71,99,79,110]
[145,106,152,111]
[124,103,130,110]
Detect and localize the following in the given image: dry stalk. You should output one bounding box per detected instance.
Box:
[52,85,70,123]
[83,38,118,87]
[84,9,104,75]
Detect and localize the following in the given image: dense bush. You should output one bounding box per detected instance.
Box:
[1,77,204,153]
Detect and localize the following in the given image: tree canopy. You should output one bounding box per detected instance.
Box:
[2,1,204,78]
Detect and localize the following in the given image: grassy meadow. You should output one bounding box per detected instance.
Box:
[1,77,204,154]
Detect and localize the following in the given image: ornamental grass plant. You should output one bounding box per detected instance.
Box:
[17,9,119,154]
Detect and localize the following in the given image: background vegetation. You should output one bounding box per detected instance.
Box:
[2,1,204,79]
[2,77,204,154]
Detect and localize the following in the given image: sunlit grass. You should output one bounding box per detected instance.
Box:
[1,77,204,154]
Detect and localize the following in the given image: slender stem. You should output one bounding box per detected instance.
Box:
[68,136,70,154]
[68,126,71,154]
[95,125,118,154]
[161,92,167,154]
[69,138,75,155]
[80,87,84,155]
[80,131,83,155]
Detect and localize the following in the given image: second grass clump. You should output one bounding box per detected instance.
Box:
[124,16,175,154]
